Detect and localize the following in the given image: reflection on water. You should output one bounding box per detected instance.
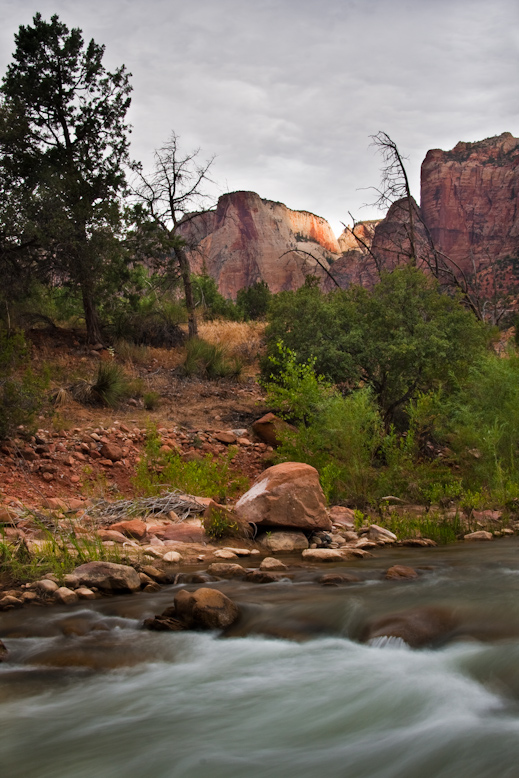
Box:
[2,540,519,777]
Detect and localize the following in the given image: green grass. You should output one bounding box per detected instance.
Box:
[133,425,248,500]
[183,338,242,379]
[375,510,469,545]
[0,522,128,585]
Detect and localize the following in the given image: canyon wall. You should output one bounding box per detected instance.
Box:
[420,132,519,272]
[178,191,340,299]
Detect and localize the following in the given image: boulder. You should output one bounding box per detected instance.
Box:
[55,587,79,605]
[302,548,345,563]
[363,606,458,648]
[99,442,124,462]
[251,413,296,448]
[327,506,355,528]
[235,462,331,531]
[385,565,418,580]
[174,588,239,630]
[368,524,397,543]
[64,561,141,592]
[260,556,288,571]
[259,531,309,553]
[108,519,147,540]
[464,531,493,541]
[206,562,246,579]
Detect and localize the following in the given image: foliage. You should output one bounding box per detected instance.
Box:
[203,508,241,540]
[263,265,490,424]
[376,511,467,545]
[133,425,247,500]
[236,281,271,320]
[0,521,126,584]
[191,274,241,321]
[183,337,242,379]
[143,391,161,410]
[0,13,133,343]
[0,326,48,439]
[71,361,130,408]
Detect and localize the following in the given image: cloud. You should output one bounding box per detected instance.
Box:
[0,0,517,233]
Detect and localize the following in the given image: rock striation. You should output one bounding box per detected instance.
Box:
[178,190,340,298]
[420,132,519,274]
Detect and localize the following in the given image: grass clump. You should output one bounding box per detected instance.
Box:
[183,338,242,379]
[143,391,161,410]
[203,508,241,540]
[71,362,130,408]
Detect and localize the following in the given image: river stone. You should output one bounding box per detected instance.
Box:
[36,579,59,594]
[259,531,309,553]
[0,595,23,609]
[385,565,418,580]
[162,551,182,563]
[76,587,96,600]
[235,462,331,532]
[464,531,493,541]
[368,524,397,543]
[54,587,79,605]
[260,556,288,571]
[302,548,345,563]
[0,639,7,661]
[245,570,283,583]
[174,588,239,629]
[64,561,141,592]
[206,562,246,579]
[213,549,238,559]
[364,606,458,648]
[108,519,147,540]
[319,573,360,585]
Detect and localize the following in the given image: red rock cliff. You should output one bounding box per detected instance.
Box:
[178,191,340,298]
[420,132,519,271]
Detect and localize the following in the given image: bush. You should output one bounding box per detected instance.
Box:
[134,425,247,500]
[0,327,47,439]
[143,391,161,410]
[263,266,490,425]
[71,362,130,408]
[236,280,271,320]
[183,338,242,379]
[191,274,241,321]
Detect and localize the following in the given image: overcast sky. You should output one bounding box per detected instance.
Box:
[0,0,517,234]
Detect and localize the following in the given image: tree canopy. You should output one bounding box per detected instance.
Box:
[0,13,132,342]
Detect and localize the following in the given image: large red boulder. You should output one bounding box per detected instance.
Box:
[235,462,331,531]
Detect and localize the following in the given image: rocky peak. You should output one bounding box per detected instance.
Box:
[178,191,341,298]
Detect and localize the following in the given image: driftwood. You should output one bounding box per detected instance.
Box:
[86,490,206,525]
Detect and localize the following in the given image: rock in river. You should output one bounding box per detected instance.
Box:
[64,562,141,593]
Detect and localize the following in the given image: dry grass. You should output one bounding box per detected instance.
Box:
[198,320,265,364]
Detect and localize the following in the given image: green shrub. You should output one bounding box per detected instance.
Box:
[0,326,48,439]
[72,362,130,408]
[191,274,241,321]
[203,508,241,540]
[236,280,271,320]
[134,425,247,500]
[143,391,161,410]
[183,338,242,379]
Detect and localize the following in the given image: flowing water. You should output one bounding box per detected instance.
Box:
[3,540,519,778]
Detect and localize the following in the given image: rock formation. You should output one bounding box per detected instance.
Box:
[178,190,340,298]
[420,132,519,272]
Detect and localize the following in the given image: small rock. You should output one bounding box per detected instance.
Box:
[36,579,59,594]
[54,587,79,604]
[206,562,246,579]
[174,587,239,630]
[213,549,238,559]
[109,519,147,540]
[401,538,437,547]
[0,595,23,610]
[385,565,418,580]
[368,524,397,543]
[143,582,162,593]
[162,551,182,563]
[260,556,288,571]
[213,431,237,445]
[99,442,124,461]
[76,587,96,600]
[245,570,283,583]
[223,547,251,556]
[259,531,309,553]
[464,531,493,541]
[319,573,360,585]
[302,548,345,562]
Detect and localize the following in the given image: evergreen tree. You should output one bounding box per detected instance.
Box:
[0,13,132,342]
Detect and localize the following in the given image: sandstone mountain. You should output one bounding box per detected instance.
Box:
[178,190,341,299]
[180,133,519,302]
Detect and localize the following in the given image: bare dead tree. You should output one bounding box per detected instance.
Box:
[132,133,215,339]
[369,131,417,266]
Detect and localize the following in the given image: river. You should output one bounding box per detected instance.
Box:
[2,540,519,778]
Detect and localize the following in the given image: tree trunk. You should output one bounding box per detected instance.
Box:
[175,246,198,339]
[81,285,103,345]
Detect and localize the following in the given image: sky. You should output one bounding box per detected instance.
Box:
[0,0,517,235]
